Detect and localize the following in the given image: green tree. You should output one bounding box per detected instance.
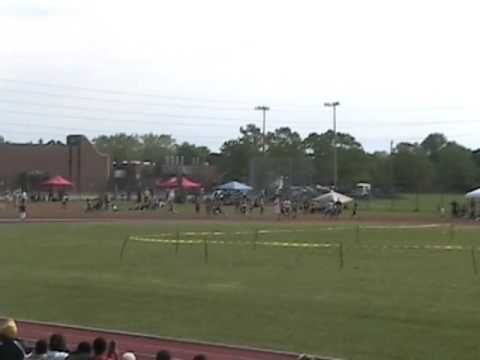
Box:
[435,142,478,192]
[218,140,252,181]
[367,151,393,190]
[140,133,176,162]
[304,130,368,187]
[393,143,434,191]
[239,124,263,149]
[176,142,210,164]
[93,133,143,161]
[266,127,304,158]
[473,149,480,168]
[93,133,178,163]
[421,133,447,159]
[218,124,262,181]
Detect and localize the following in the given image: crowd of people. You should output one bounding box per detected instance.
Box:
[6,186,365,221]
[0,319,207,360]
[10,189,349,221]
[450,199,479,220]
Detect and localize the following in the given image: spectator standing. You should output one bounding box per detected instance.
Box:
[0,319,25,360]
[450,200,458,217]
[65,342,91,360]
[240,196,248,215]
[194,195,200,214]
[205,196,212,215]
[18,198,27,221]
[46,334,68,360]
[334,200,343,216]
[104,194,111,211]
[292,199,298,219]
[248,197,254,214]
[28,339,48,360]
[282,199,292,217]
[351,200,358,217]
[167,189,176,213]
[273,197,281,220]
[470,199,476,219]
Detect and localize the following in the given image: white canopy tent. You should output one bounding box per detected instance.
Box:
[312,191,353,206]
[465,188,480,199]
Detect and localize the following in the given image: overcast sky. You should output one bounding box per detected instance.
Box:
[1,0,479,152]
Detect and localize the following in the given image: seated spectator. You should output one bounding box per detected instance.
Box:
[156,350,171,360]
[92,337,116,360]
[66,342,91,360]
[0,319,25,360]
[47,334,68,360]
[28,339,48,359]
[121,352,136,360]
[192,354,207,360]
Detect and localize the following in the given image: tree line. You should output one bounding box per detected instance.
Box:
[92,128,480,192]
[2,128,479,193]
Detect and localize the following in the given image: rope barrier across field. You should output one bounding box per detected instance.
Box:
[127,235,477,252]
[140,223,449,239]
[130,235,337,248]
[119,223,480,274]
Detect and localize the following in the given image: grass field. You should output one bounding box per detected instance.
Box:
[2,222,480,360]
[357,193,466,214]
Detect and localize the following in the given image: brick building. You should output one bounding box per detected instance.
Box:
[0,135,110,193]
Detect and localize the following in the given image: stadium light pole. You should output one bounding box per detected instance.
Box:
[254,105,270,155]
[324,101,340,189]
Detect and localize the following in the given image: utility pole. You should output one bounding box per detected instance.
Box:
[254,106,270,155]
[324,101,340,189]
[390,140,395,210]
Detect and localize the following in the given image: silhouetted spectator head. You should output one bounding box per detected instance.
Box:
[93,337,107,355]
[76,341,91,354]
[0,318,18,339]
[49,333,66,352]
[122,352,136,360]
[34,339,48,355]
[193,354,207,360]
[156,350,171,360]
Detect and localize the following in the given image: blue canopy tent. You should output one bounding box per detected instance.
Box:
[217,181,252,192]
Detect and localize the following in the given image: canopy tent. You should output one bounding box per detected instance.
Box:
[217,181,252,192]
[156,176,201,190]
[41,176,74,188]
[465,188,480,199]
[312,191,353,206]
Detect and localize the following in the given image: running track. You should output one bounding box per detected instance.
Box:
[16,319,334,360]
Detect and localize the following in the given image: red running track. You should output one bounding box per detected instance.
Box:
[16,320,303,360]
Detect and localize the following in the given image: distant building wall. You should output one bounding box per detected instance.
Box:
[67,135,110,193]
[0,135,110,193]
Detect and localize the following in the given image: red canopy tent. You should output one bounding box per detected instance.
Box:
[156,176,201,190]
[41,176,74,189]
